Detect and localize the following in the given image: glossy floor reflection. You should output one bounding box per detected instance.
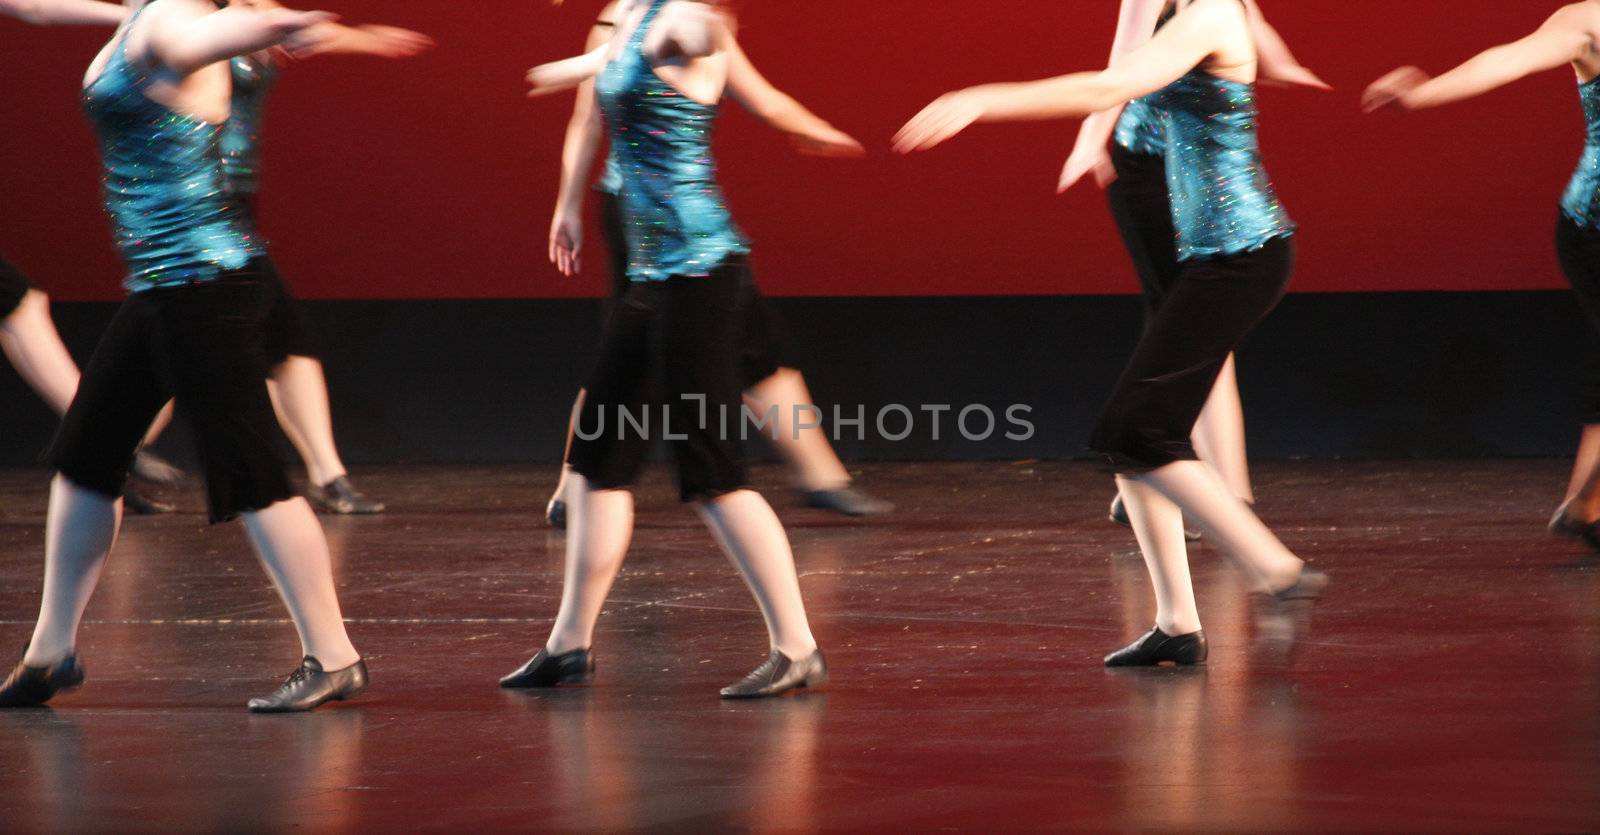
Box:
[0,461,1596,831]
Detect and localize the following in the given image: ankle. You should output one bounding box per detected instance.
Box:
[309,644,360,671]
[545,635,590,656]
[1156,617,1203,636]
[774,637,819,659]
[22,642,73,668]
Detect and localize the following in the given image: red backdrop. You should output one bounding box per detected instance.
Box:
[0,1,1581,300]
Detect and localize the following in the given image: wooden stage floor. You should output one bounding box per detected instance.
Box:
[0,460,1596,832]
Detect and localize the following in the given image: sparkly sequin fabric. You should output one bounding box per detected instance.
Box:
[220,53,279,198]
[82,13,262,293]
[595,0,749,281]
[1151,69,1295,262]
[596,149,623,196]
[1114,97,1167,156]
[1561,76,1600,228]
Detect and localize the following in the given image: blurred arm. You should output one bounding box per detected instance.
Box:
[143,0,336,76]
[1372,7,1593,110]
[0,0,125,26]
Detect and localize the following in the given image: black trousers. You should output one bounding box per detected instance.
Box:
[1556,212,1600,423]
[597,191,789,388]
[51,259,296,522]
[0,255,32,320]
[1090,236,1295,472]
[1107,144,1182,323]
[570,256,752,502]
[235,199,318,362]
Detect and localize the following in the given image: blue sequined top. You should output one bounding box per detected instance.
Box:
[1114,96,1166,156]
[595,0,749,281]
[221,53,279,197]
[82,13,263,292]
[1561,76,1600,228]
[596,149,623,195]
[1150,69,1295,261]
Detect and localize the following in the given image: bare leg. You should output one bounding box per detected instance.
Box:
[23,476,121,666]
[743,369,851,492]
[1190,354,1255,504]
[695,490,817,658]
[1131,460,1304,594]
[239,498,359,669]
[545,475,635,654]
[547,389,587,513]
[1115,475,1203,635]
[267,356,347,488]
[1562,424,1600,519]
[0,291,80,417]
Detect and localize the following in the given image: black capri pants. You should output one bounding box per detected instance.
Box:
[1090,236,1295,472]
[1556,212,1600,423]
[570,256,753,503]
[235,198,318,363]
[1106,144,1182,323]
[0,255,34,320]
[598,191,790,388]
[50,258,297,522]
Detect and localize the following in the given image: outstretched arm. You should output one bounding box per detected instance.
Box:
[140,0,336,76]
[232,0,432,60]
[0,0,124,26]
[1243,0,1330,90]
[549,15,617,277]
[527,46,608,98]
[725,37,863,158]
[1365,6,1594,112]
[897,0,1236,154]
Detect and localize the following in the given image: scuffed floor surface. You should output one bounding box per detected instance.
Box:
[0,460,1596,832]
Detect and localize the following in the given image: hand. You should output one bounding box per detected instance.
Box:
[1362,66,1430,114]
[1058,146,1115,194]
[266,8,339,54]
[349,24,435,58]
[893,89,987,154]
[550,210,583,277]
[791,125,866,159]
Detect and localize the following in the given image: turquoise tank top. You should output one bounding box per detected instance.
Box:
[1150,69,1295,261]
[82,12,263,292]
[1561,76,1600,228]
[596,148,623,195]
[221,53,278,197]
[595,0,749,281]
[1114,97,1166,156]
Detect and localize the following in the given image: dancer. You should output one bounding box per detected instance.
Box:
[0,0,366,712]
[505,0,828,698]
[1,0,184,514]
[897,0,1327,667]
[205,0,433,515]
[541,0,888,530]
[1058,0,1327,538]
[1364,2,1600,553]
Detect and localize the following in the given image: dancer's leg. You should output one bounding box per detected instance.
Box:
[1115,475,1202,635]
[1132,461,1303,593]
[240,498,359,669]
[0,289,80,417]
[1091,240,1298,594]
[546,388,586,515]
[545,476,635,654]
[267,355,348,488]
[697,491,817,657]
[664,260,819,660]
[23,476,121,666]
[1190,354,1255,504]
[26,292,173,666]
[743,369,851,492]
[547,278,657,654]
